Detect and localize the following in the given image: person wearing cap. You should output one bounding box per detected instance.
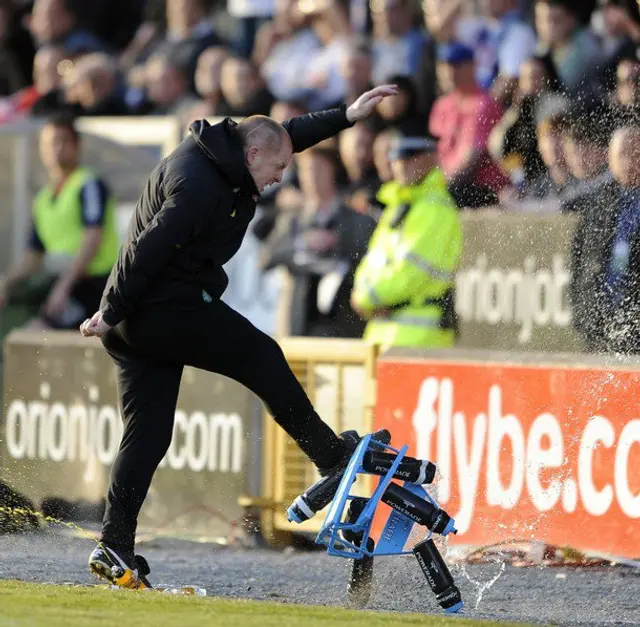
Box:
[350,134,461,348]
[429,41,509,208]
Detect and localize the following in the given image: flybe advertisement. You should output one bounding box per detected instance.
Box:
[375,352,640,559]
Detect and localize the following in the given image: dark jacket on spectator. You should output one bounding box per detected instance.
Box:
[569,175,621,351]
[261,204,375,338]
[100,107,354,326]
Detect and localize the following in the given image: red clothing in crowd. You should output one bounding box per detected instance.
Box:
[429,88,510,191]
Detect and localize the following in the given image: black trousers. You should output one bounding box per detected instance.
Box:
[100,298,345,554]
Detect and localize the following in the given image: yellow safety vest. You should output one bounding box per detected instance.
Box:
[33,167,119,276]
[353,168,462,349]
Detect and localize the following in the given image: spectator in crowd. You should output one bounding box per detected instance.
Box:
[561,106,616,214]
[189,45,230,119]
[339,122,380,215]
[63,53,128,116]
[339,36,374,106]
[351,135,461,348]
[262,145,376,338]
[375,74,425,135]
[568,114,620,352]
[532,112,575,201]
[534,0,603,97]
[598,0,640,91]
[120,0,168,71]
[217,56,274,116]
[0,0,36,96]
[30,45,67,116]
[470,0,538,104]
[301,0,351,110]
[228,0,275,58]
[0,114,119,331]
[372,127,396,183]
[257,0,321,103]
[490,53,568,199]
[144,53,198,117]
[371,0,427,85]
[612,56,640,124]
[603,125,640,353]
[430,42,509,208]
[27,0,109,54]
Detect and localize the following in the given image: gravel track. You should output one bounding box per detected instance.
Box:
[1,530,639,626]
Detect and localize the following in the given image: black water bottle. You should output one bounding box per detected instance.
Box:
[342,498,375,609]
[361,452,436,485]
[287,430,392,524]
[381,483,456,536]
[413,539,463,613]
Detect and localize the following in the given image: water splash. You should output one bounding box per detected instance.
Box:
[0,505,98,541]
[459,559,506,609]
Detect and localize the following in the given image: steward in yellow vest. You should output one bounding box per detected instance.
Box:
[0,115,119,330]
[351,135,462,349]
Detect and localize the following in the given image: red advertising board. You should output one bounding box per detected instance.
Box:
[374,357,640,559]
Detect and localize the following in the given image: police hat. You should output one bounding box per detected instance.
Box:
[388,135,438,160]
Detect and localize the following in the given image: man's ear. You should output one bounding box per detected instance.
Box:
[245,145,261,166]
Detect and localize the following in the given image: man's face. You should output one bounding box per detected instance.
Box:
[373,132,394,182]
[296,151,335,198]
[39,124,78,172]
[246,138,293,192]
[30,0,74,43]
[519,58,546,94]
[146,59,185,107]
[167,0,204,38]
[610,131,640,187]
[373,0,411,38]
[391,153,436,185]
[195,48,228,97]
[538,129,567,171]
[339,126,374,181]
[33,47,65,93]
[535,3,575,46]
[340,51,372,91]
[221,60,258,106]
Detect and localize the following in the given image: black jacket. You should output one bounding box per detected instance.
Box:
[101,107,354,326]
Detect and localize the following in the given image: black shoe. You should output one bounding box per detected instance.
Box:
[88,542,152,589]
[318,430,362,477]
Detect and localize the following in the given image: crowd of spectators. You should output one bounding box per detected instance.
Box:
[2,0,640,352]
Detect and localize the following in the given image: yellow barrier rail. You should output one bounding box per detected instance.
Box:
[240,338,378,544]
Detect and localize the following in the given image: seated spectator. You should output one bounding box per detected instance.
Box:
[604,125,640,353]
[29,45,67,117]
[612,56,640,124]
[490,53,569,198]
[429,42,509,208]
[534,0,603,98]
[351,134,461,349]
[257,0,321,103]
[371,0,427,85]
[62,53,128,116]
[144,53,199,117]
[375,74,426,135]
[597,0,640,91]
[463,0,538,105]
[339,36,374,106]
[568,111,620,352]
[27,0,109,55]
[262,145,375,338]
[216,56,274,116]
[339,122,380,215]
[262,143,374,336]
[561,106,616,214]
[188,45,231,120]
[532,112,575,201]
[0,0,36,96]
[0,115,119,331]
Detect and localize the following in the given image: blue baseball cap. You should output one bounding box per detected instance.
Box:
[437,42,475,65]
[388,136,438,160]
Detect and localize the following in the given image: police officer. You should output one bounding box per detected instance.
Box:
[0,114,119,330]
[79,85,398,588]
[351,135,462,348]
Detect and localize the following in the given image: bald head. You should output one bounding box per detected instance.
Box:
[610,126,640,187]
[238,115,293,192]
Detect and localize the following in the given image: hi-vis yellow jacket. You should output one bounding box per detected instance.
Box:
[352,168,462,348]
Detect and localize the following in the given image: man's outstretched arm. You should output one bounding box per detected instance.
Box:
[282,85,398,154]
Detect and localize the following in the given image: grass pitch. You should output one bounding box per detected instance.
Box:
[0,580,535,627]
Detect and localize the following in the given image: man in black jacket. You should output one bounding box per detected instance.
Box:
[80,84,397,588]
